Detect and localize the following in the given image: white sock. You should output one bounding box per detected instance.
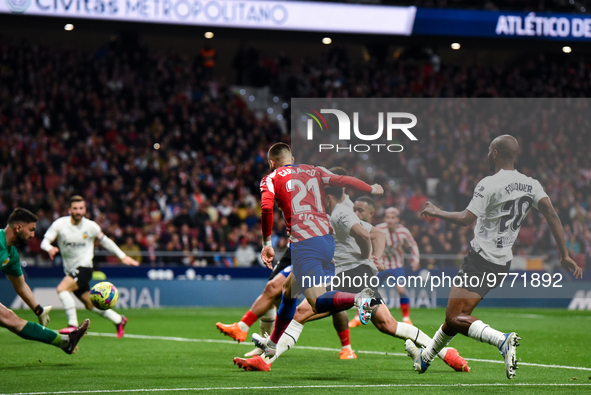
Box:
[259,306,276,336]
[263,320,304,364]
[468,320,506,348]
[342,344,352,351]
[238,321,250,332]
[92,307,122,325]
[394,323,447,360]
[58,291,78,327]
[423,325,455,364]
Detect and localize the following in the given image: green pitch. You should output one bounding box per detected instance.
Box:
[1,307,590,394]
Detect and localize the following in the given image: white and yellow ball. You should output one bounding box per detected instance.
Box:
[90,281,119,310]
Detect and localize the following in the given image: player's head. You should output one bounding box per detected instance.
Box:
[488,135,518,172]
[267,142,293,170]
[384,207,400,228]
[328,166,347,176]
[354,196,375,222]
[7,208,37,247]
[324,185,343,214]
[69,195,87,222]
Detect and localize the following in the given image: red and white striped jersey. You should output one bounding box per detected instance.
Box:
[260,164,373,243]
[376,223,420,269]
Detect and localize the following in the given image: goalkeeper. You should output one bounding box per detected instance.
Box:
[0,208,89,354]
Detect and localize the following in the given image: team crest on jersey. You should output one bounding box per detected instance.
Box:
[2,258,9,266]
[83,233,88,239]
[478,185,485,192]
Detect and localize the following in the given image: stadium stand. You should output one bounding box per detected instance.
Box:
[0,37,590,269]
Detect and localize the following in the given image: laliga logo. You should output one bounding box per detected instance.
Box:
[303,108,417,153]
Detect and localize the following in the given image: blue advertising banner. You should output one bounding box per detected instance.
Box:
[413,8,591,41]
[2,278,591,309]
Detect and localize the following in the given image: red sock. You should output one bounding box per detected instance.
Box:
[333,292,355,311]
[240,310,258,328]
[270,317,291,344]
[337,329,351,347]
[400,303,410,318]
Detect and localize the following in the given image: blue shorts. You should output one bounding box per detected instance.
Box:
[279,265,293,278]
[291,234,335,290]
[378,267,406,288]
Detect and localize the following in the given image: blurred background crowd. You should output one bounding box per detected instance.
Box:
[1,33,590,270]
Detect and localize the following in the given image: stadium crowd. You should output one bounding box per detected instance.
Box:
[0,37,590,269]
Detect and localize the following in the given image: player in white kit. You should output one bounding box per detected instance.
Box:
[41,196,139,337]
[406,135,583,379]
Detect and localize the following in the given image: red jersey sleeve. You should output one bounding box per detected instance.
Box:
[317,166,373,193]
[260,174,275,238]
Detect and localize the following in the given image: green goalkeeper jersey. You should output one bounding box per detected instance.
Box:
[0,229,23,277]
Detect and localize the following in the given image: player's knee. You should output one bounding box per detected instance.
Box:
[309,299,319,314]
[263,280,281,299]
[294,304,308,322]
[444,315,461,331]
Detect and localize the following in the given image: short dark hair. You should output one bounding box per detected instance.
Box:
[7,208,37,225]
[328,166,348,176]
[356,196,375,210]
[267,142,291,162]
[69,195,85,207]
[325,185,343,200]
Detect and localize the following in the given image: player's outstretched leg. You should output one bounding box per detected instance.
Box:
[8,310,90,355]
[369,303,469,372]
[313,288,374,325]
[408,287,516,378]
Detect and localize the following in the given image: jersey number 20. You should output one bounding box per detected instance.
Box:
[499,196,534,233]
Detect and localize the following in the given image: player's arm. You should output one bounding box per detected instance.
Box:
[97,231,139,266]
[420,202,477,227]
[260,184,276,269]
[40,224,59,260]
[350,223,371,260]
[318,167,384,195]
[7,274,52,326]
[368,226,386,271]
[537,197,583,279]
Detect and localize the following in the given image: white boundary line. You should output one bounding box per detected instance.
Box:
[86,332,591,372]
[2,383,591,395]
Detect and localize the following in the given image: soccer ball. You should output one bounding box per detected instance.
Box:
[90,282,119,310]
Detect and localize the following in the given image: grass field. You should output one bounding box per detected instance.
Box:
[1,307,590,394]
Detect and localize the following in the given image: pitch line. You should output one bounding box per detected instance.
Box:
[2,383,591,395]
[86,332,591,372]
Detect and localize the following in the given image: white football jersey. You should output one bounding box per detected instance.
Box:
[467,169,548,265]
[43,216,102,274]
[329,203,377,275]
[342,194,354,209]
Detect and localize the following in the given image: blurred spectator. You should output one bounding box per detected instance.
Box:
[235,237,257,267]
[121,236,143,265]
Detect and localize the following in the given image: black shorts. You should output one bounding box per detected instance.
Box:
[454,249,511,298]
[269,249,292,281]
[331,265,384,308]
[68,267,93,298]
